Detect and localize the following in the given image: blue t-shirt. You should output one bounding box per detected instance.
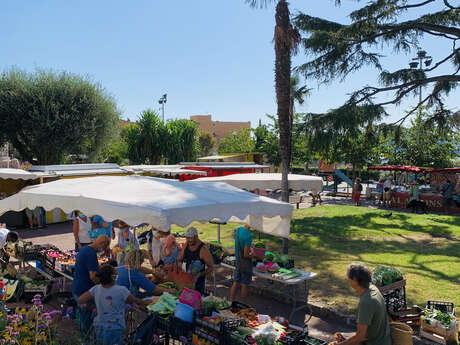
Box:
[89,215,113,240]
[89,284,131,330]
[72,245,99,296]
[234,226,252,262]
[162,247,179,265]
[115,266,156,297]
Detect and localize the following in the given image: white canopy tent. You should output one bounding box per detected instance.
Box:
[191,173,323,192]
[123,165,207,176]
[0,168,39,180]
[0,175,293,238]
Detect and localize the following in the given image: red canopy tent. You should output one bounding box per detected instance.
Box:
[367,165,424,173]
[427,167,460,174]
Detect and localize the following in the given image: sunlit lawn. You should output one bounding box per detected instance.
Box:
[170,205,460,314]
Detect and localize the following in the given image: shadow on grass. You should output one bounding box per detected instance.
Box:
[258,210,460,313]
[292,210,459,240]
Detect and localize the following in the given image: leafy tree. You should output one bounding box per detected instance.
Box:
[380,108,459,168]
[0,68,120,164]
[301,105,385,176]
[198,132,216,157]
[254,117,282,169]
[294,0,460,124]
[137,109,167,164]
[166,119,199,163]
[124,123,143,164]
[218,128,255,154]
[103,137,129,165]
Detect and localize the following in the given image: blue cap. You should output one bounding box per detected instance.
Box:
[92,215,104,226]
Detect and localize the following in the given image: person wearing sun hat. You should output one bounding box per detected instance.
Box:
[178,227,214,294]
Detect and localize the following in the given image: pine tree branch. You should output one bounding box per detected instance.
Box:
[443,0,460,10]
[352,74,460,104]
[398,0,436,10]
[392,93,432,126]
[425,47,459,72]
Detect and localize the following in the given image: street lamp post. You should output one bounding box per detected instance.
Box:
[158,93,167,122]
[409,50,432,104]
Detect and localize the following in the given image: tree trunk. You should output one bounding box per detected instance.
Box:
[275,0,292,254]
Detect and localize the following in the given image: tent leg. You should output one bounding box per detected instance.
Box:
[217,224,221,244]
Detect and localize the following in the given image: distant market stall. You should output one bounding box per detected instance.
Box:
[0,175,293,238]
[367,165,460,213]
[0,168,42,227]
[190,173,323,193]
[123,164,208,179]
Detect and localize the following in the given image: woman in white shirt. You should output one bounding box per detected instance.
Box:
[73,211,92,250]
[147,228,170,267]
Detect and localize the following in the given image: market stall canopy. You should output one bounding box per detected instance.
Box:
[190,173,323,192]
[0,168,39,180]
[427,167,460,174]
[367,165,423,173]
[122,165,207,176]
[29,163,127,177]
[0,175,293,238]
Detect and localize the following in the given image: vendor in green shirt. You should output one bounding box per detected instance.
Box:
[334,263,391,345]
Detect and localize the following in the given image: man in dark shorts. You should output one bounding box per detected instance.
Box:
[333,263,391,345]
[178,227,214,294]
[229,224,254,303]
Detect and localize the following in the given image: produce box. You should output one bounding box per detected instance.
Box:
[208,243,226,265]
[388,306,423,326]
[377,279,407,311]
[169,316,195,341]
[23,280,52,303]
[300,335,328,345]
[420,318,458,345]
[426,301,455,316]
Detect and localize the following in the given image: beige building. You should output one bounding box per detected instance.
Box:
[190,115,251,141]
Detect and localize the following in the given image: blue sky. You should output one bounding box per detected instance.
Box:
[1,0,458,126]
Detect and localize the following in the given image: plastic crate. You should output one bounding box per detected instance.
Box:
[169,316,195,341]
[281,328,308,345]
[23,282,52,303]
[378,279,407,311]
[301,335,328,345]
[426,301,455,315]
[156,313,171,332]
[279,259,295,269]
[252,247,267,259]
[230,301,250,313]
[221,318,247,345]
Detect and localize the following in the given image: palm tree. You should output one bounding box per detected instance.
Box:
[246,0,300,253]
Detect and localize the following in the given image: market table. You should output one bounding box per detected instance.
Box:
[220,263,317,322]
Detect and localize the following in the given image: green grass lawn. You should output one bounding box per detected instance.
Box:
[172,205,460,314]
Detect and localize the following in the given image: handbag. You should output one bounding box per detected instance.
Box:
[236,229,253,274]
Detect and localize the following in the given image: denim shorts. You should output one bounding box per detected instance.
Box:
[233,270,253,285]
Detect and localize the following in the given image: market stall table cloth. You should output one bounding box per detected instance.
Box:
[0,175,293,238]
[190,173,323,192]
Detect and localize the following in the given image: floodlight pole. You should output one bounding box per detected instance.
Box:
[409,50,432,105]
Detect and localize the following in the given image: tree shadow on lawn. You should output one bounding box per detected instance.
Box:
[291,211,458,240]
[263,212,460,313]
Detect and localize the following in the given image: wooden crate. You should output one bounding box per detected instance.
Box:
[420,318,458,345]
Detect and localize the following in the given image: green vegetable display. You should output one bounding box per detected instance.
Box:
[147,292,178,315]
[254,240,266,249]
[423,309,455,328]
[202,296,230,310]
[372,266,404,286]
